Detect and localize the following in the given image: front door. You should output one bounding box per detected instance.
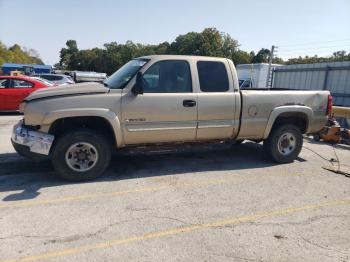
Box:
[121,60,197,144]
[6,79,35,110]
[0,78,11,110]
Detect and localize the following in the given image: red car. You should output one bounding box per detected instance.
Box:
[0,76,51,111]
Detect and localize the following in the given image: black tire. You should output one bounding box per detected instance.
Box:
[51,129,111,181]
[263,124,303,163]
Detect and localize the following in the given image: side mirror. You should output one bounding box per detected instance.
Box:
[132,72,144,95]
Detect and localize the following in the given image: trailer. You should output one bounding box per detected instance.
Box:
[236,63,282,88]
[73,71,107,83]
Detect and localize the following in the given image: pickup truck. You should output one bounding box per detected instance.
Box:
[11,55,332,181]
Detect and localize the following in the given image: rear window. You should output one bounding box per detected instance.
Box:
[54,76,63,80]
[40,75,54,81]
[197,61,229,92]
[40,75,63,81]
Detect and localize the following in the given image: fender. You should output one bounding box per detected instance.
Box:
[42,108,124,147]
[263,105,313,139]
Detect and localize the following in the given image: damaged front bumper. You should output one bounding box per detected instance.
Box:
[11,120,54,156]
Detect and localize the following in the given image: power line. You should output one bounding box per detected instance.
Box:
[279,44,350,53]
[278,38,350,48]
[278,52,348,57]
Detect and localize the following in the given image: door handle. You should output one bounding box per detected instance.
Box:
[183,100,196,107]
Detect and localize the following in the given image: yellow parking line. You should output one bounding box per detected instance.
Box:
[0,175,261,209]
[1,198,349,262]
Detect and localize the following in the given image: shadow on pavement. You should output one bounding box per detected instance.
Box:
[0,142,281,201]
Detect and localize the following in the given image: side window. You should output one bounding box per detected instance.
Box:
[241,80,251,88]
[143,60,192,93]
[0,79,10,88]
[42,75,53,81]
[54,76,63,81]
[12,79,34,88]
[197,61,229,92]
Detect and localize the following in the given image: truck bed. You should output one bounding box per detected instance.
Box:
[237,89,329,139]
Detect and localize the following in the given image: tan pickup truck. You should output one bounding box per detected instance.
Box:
[12,55,332,181]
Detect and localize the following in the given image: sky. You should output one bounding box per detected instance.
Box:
[0,0,349,65]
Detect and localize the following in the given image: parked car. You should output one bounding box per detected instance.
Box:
[30,77,56,86]
[32,74,75,85]
[0,76,50,111]
[12,55,331,181]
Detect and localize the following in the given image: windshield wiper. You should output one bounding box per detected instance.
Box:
[103,82,109,87]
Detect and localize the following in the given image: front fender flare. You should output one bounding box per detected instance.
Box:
[263,106,313,139]
[42,108,124,147]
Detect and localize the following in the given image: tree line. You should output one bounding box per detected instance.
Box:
[57,28,350,75]
[57,28,284,75]
[0,42,43,67]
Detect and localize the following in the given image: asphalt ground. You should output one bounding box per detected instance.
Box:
[0,113,349,262]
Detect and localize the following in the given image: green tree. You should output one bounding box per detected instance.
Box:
[59,40,79,69]
[0,41,43,73]
[252,48,271,63]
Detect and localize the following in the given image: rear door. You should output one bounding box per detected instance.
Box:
[0,78,11,110]
[121,59,198,144]
[6,79,35,110]
[196,60,238,139]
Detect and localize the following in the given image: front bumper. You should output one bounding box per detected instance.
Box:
[11,120,54,155]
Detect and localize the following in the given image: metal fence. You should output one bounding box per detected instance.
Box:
[272,61,350,106]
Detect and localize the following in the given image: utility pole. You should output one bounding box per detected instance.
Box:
[266,45,276,88]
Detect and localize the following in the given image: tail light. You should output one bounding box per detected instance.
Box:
[326,95,332,115]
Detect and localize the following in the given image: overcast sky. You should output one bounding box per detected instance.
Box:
[0,0,349,65]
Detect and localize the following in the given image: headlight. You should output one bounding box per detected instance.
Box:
[19,102,27,113]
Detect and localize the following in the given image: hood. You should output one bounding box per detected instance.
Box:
[25,82,109,102]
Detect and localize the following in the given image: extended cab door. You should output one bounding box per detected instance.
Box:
[121,59,197,144]
[195,60,239,139]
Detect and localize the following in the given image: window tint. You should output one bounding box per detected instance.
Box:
[197,61,229,92]
[143,60,192,93]
[241,80,251,88]
[12,79,34,88]
[0,79,10,88]
[54,76,63,80]
[41,75,53,81]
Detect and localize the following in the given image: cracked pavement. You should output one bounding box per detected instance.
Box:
[0,114,349,262]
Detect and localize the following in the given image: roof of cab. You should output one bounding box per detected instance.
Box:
[138,55,229,62]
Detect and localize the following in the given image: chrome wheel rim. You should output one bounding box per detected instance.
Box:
[277,132,296,156]
[65,142,98,172]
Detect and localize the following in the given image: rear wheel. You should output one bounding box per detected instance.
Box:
[51,129,111,181]
[263,124,303,163]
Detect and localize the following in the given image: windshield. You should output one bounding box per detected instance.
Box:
[104,59,149,89]
[238,79,244,87]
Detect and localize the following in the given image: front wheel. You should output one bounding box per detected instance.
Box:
[51,129,111,181]
[263,124,303,163]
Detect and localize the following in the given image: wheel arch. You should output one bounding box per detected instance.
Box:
[263,106,313,139]
[44,109,123,148]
